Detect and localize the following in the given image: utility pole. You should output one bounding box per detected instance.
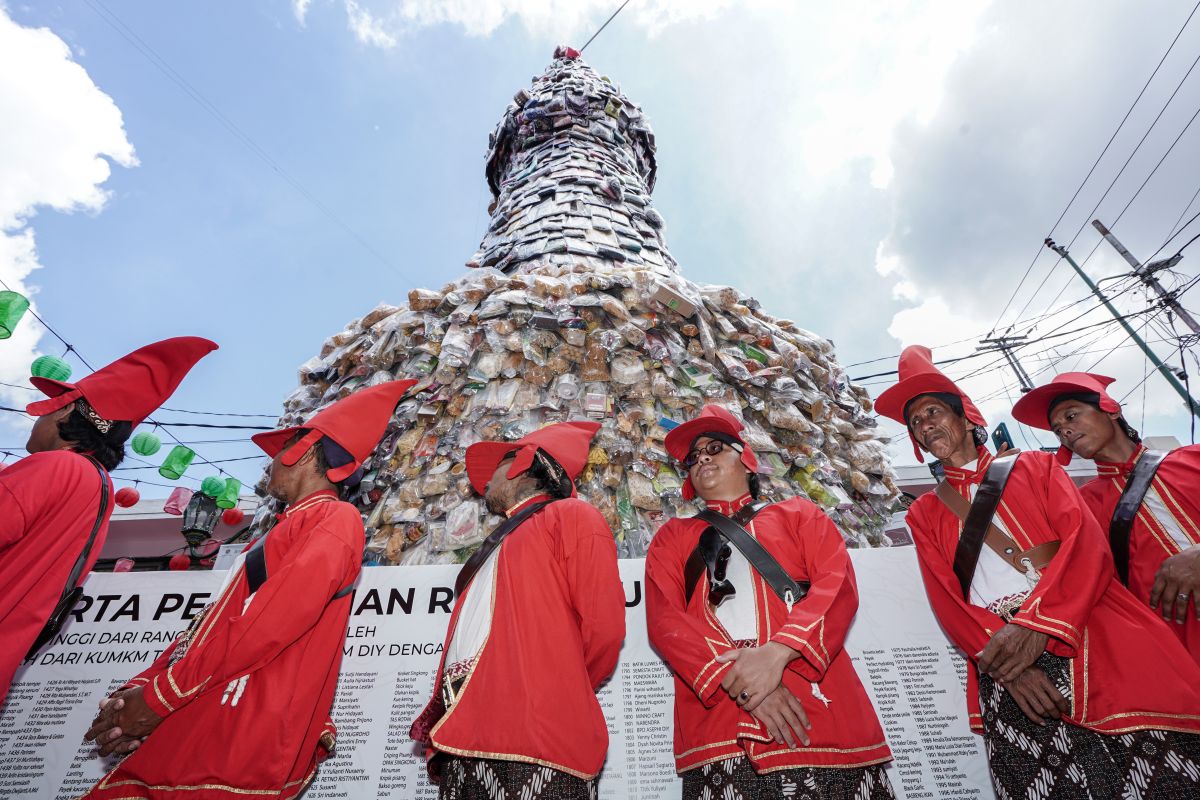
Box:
[1092,219,1200,335]
[978,335,1036,392]
[1045,237,1200,419]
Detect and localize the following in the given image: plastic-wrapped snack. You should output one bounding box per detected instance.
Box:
[409,288,443,311]
[433,499,485,552]
[610,352,646,385]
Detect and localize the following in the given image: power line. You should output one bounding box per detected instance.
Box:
[580,0,633,52]
[1,379,276,419]
[854,306,1155,384]
[987,0,1200,334]
[111,454,264,472]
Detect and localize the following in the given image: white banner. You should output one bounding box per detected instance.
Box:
[0,548,994,799]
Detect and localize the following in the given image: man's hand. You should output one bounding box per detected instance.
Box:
[715,641,795,712]
[747,685,811,748]
[976,624,1048,683]
[1001,667,1068,725]
[1149,545,1200,625]
[995,444,1022,458]
[84,688,161,756]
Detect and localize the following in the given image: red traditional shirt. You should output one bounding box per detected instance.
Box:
[906,449,1200,735]
[80,490,363,800]
[412,496,625,780]
[1079,443,1200,661]
[646,495,892,775]
[0,450,112,707]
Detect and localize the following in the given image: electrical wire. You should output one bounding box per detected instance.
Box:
[987,0,1200,334]
[81,0,408,281]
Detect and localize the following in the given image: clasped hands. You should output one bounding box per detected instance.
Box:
[976,624,1067,726]
[716,641,811,748]
[83,686,162,757]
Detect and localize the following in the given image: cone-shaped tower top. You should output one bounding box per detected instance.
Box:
[470,47,675,276]
[248,50,899,564]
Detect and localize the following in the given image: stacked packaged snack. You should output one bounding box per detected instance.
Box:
[247,48,898,563]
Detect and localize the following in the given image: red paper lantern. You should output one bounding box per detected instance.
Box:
[221,507,245,527]
[115,487,141,508]
[168,553,191,571]
[113,557,135,573]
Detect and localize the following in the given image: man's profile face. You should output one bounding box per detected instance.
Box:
[906,396,971,461]
[25,406,70,454]
[483,455,520,515]
[1049,400,1118,459]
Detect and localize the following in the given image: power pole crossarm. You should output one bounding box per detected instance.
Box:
[1092,219,1200,334]
[977,336,1035,392]
[1045,236,1200,419]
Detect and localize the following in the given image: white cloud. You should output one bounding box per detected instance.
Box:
[0,9,136,429]
[345,0,397,47]
[323,0,739,48]
[293,0,312,26]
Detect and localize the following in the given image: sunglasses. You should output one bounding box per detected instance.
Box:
[682,440,739,469]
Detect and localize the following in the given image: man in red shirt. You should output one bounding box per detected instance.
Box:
[877,346,1200,798]
[1013,371,1199,660]
[411,421,625,799]
[80,379,415,800]
[0,336,216,707]
[646,405,894,800]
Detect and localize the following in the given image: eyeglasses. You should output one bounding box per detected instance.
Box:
[683,440,739,469]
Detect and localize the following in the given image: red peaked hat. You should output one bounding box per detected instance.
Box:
[466,420,600,496]
[664,405,760,500]
[26,336,218,428]
[1011,372,1119,465]
[874,345,986,463]
[252,380,417,483]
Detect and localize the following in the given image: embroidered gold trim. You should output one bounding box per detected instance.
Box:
[675,738,740,759]
[431,746,596,781]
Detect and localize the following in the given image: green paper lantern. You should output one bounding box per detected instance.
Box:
[216,477,241,509]
[30,355,72,382]
[131,431,162,456]
[0,291,30,339]
[158,445,195,480]
[200,475,225,497]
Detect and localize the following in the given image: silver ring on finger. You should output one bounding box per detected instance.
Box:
[738,690,750,702]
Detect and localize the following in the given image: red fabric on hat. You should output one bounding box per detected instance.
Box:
[664,405,759,500]
[25,337,217,427]
[251,380,416,483]
[465,421,601,496]
[874,345,986,463]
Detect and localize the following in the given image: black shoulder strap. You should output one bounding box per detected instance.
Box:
[25,456,111,659]
[63,456,110,595]
[690,505,808,608]
[951,456,1017,600]
[242,532,356,600]
[244,535,268,595]
[1109,449,1168,586]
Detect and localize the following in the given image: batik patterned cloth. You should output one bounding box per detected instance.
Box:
[439,756,598,800]
[979,653,1200,799]
[680,756,895,800]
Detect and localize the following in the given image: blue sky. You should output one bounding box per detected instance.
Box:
[2,1,1199,495]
